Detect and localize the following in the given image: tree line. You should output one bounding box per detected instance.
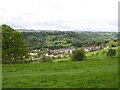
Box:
[22,30,117,50]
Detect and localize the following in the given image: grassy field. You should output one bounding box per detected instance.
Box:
[2,48,118,88]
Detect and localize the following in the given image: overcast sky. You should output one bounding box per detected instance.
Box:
[0,0,119,32]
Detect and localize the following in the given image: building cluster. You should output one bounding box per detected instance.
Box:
[29,45,110,60]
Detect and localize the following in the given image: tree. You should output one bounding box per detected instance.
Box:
[2,24,28,64]
[35,50,42,58]
[71,48,86,61]
[107,48,116,57]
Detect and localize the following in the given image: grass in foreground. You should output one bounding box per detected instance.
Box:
[2,48,118,88]
[2,59,118,88]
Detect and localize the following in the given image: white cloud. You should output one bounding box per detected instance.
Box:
[0,0,118,32]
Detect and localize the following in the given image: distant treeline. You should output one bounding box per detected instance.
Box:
[22,31,118,50]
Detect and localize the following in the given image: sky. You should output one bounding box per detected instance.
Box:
[0,0,119,32]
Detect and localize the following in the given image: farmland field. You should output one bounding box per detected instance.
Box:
[2,49,118,88]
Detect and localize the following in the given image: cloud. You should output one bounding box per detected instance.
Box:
[0,0,118,32]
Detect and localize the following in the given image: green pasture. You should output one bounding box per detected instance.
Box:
[2,48,118,88]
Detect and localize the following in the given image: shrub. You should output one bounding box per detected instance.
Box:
[107,48,116,57]
[107,40,118,47]
[71,48,86,61]
[102,51,106,54]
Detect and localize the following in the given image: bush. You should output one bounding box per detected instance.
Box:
[71,48,86,61]
[107,48,116,57]
[107,40,118,47]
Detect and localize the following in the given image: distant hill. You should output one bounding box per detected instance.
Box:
[16,29,61,32]
[20,30,117,50]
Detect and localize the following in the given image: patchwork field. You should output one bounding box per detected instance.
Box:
[2,49,118,88]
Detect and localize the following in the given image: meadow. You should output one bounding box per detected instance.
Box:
[2,48,118,88]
